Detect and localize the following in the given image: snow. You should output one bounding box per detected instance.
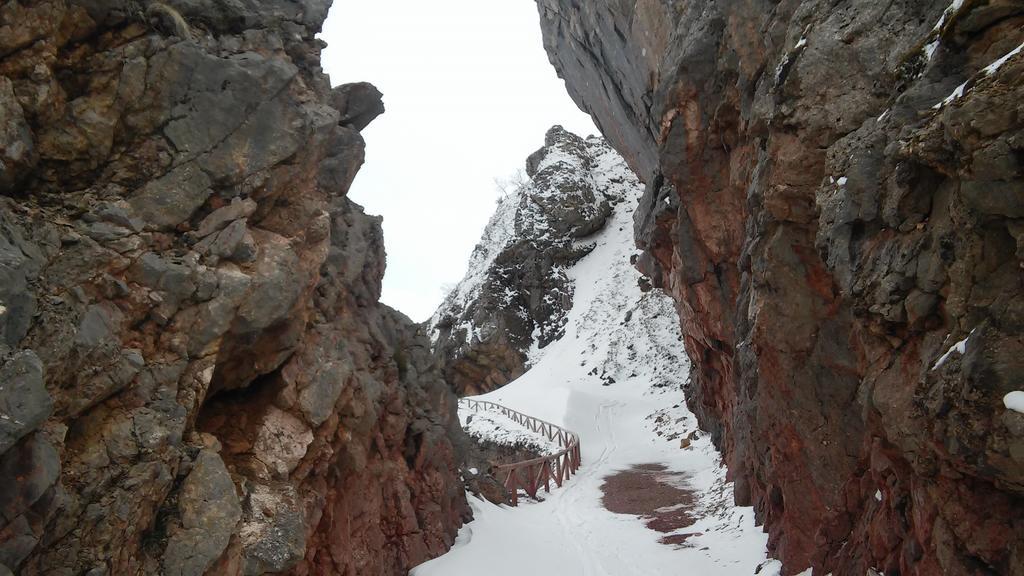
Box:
[431,133,622,349]
[461,406,563,456]
[1004,391,1024,414]
[983,42,1024,76]
[924,0,964,61]
[836,176,848,187]
[932,0,965,32]
[874,490,882,502]
[933,80,969,109]
[413,145,770,576]
[429,190,519,343]
[795,36,807,49]
[928,39,1023,111]
[931,329,975,370]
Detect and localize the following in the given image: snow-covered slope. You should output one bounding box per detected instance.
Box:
[430,127,628,395]
[415,131,772,575]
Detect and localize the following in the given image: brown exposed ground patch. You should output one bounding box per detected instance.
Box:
[600,463,699,547]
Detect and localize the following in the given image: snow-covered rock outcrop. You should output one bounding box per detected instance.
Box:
[431,126,637,395]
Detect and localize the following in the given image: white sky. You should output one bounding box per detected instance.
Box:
[320,0,597,322]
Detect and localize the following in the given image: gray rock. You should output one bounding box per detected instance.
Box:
[331,82,385,131]
[297,356,352,426]
[195,197,258,238]
[0,433,59,524]
[431,126,623,395]
[74,304,122,349]
[80,221,134,242]
[128,163,213,229]
[201,97,305,183]
[89,202,144,231]
[0,351,50,455]
[0,77,36,193]
[159,46,298,162]
[182,268,252,357]
[196,218,256,263]
[163,450,242,576]
[0,207,42,350]
[234,234,304,334]
[64,345,145,419]
[0,515,37,569]
[129,252,197,301]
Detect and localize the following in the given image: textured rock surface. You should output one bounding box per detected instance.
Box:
[431,126,625,395]
[538,1,1024,574]
[0,1,467,574]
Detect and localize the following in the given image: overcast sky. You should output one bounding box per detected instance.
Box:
[319,1,597,322]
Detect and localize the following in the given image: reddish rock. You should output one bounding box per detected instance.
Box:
[537,1,1024,574]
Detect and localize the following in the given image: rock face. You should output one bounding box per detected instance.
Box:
[431,127,627,395]
[0,1,466,574]
[537,1,1024,575]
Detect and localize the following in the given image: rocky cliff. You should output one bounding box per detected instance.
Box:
[537,1,1024,574]
[430,127,631,396]
[0,2,467,575]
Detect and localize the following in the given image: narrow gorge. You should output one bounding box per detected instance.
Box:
[1,1,1022,576]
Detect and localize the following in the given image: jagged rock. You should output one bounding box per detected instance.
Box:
[293,355,351,427]
[194,218,258,263]
[0,351,49,454]
[0,2,466,574]
[0,433,59,525]
[162,450,241,576]
[537,1,1024,574]
[0,77,36,193]
[0,202,49,352]
[431,126,632,395]
[195,197,258,239]
[331,82,386,131]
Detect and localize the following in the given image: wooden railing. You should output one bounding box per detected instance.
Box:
[459,398,582,506]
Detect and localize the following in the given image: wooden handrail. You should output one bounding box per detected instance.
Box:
[459,398,582,506]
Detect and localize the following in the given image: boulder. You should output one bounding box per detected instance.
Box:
[331,82,385,131]
[0,351,49,455]
[163,450,242,576]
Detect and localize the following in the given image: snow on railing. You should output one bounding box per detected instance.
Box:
[459,398,582,506]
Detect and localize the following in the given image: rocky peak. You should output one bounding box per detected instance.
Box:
[430,126,640,396]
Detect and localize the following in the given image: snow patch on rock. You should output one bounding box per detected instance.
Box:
[1004,391,1024,414]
